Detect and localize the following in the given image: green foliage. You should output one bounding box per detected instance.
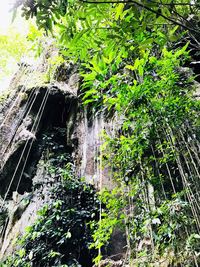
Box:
[76,33,199,266]
[89,187,126,264]
[17,0,200,35]
[16,0,199,67]
[91,48,200,265]
[2,161,100,267]
[18,0,68,31]
[0,29,28,79]
[13,0,200,266]
[0,23,44,85]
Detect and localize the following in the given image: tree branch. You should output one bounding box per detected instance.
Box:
[79,0,200,34]
[146,1,200,7]
[80,0,200,6]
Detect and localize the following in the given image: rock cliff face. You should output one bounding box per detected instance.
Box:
[0,62,114,259]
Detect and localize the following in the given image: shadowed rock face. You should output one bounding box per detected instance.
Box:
[0,63,120,261]
[0,85,77,198]
[0,65,113,201]
[0,64,81,257]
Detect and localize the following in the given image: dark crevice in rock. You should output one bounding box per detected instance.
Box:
[0,86,78,199]
[0,142,33,197]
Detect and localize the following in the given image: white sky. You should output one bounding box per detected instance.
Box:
[0,1,14,92]
[0,1,15,32]
[0,1,28,92]
[0,1,26,34]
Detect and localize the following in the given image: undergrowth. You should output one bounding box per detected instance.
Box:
[1,162,100,267]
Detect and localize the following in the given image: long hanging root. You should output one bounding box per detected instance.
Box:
[16,88,50,192]
[0,89,38,169]
[156,132,177,194]
[175,133,200,209]
[153,123,200,265]
[164,125,200,233]
[150,144,167,199]
[1,88,50,207]
[0,67,30,129]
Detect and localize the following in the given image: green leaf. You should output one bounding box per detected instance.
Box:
[138,64,144,77]
[125,64,135,71]
[28,251,33,260]
[115,3,124,20]
[66,231,72,239]
[161,7,171,18]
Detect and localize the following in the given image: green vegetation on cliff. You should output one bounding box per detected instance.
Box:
[1,0,200,266]
[2,159,100,267]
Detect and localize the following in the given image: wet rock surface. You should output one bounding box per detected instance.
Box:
[93,259,124,267]
[0,63,120,261]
